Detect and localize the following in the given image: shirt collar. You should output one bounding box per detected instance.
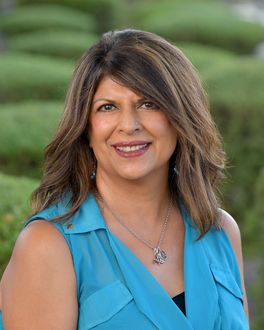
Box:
[62,193,107,234]
[61,193,194,234]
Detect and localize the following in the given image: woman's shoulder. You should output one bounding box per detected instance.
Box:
[200,209,244,272]
[0,220,77,329]
[218,209,242,259]
[201,209,241,248]
[18,219,69,256]
[4,219,74,284]
[217,209,249,319]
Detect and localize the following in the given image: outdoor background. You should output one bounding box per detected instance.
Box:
[0,0,263,328]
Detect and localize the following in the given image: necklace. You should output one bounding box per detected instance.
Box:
[96,192,173,265]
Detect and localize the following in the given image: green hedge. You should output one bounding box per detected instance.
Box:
[178,43,236,73]
[243,169,264,255]
[244,169,264,330]
[216,101,264,230]
[0,4,96,35]
[0,53,73,102]
[8,30,98,59]
[0,101,63,178]
[177,44,264,244]
[202,55,264,213]
[180,45,264,112]
[132,1,264,53]
[15,0,125,33]
[0,173,38,276]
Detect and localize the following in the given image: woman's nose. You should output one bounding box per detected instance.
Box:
[118,109,141,135]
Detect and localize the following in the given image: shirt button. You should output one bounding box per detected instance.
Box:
[66,223,74,229]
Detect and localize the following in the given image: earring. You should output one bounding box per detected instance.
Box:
[90,162,96,180]
[173,165,179,175]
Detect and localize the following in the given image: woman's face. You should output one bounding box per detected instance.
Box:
[89,76,177,182]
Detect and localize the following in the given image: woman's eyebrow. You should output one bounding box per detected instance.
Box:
[92,97,147,106]
[92,98,116,105]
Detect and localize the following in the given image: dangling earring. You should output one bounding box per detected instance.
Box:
[173,165,179,175]
[90,161,96,180]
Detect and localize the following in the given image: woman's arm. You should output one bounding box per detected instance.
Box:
[1,220,78,330]
[220,209,249,321]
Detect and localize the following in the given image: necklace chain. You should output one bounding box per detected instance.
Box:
[96,191,173,265]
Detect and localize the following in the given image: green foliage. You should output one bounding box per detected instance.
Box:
[76,0,127,32]
[15,0,125,33]
[203,58,264,224]
[253,263,264,329]
[132,1,264,53]
[218,103,264,227]
[178,42,236,72]
[8,30,98,59]
[243,170,264,255]
[0,1,263,326]
[0,101,63,178]
[0,4,96,35]
[180,44,264,112]
[246,169,264,330]
[180,45,264,231]
[0,52,73,102]
[0,173,38,276]
[204,59,264,112]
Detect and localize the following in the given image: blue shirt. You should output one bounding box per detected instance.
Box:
[0,194,249,329]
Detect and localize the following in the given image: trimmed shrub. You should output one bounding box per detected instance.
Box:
[0,101,63,178]
[179,44,264,112]
[243,169,264,255]
[180,46,264,113]
[0,52,73,102]
[8,30,98,60]
[15,0,125,33]
[178,44,264,239]
[207,60,264,232]
[74,0,127,33]
[0,4,96,35]
[132,1,264,53]
[178,42,236,73]
[244,170,264,329]
[202,55,264,201]
[205,59,264,112]
[0,173,38,276]
[216,101,264,228]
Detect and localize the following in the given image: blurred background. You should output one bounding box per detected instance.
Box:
[0,0,263,328]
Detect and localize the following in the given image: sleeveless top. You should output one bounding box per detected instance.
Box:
[0,194,249,329]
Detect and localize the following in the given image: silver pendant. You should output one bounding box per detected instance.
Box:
[153,246,167,264]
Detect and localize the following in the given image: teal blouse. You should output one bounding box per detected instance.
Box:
[0,194,249,329]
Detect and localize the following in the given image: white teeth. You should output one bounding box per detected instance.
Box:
[116,144,148,152]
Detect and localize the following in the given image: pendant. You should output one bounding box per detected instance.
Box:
[153,246,167,264]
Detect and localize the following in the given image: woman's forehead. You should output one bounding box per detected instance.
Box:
[93,76,144,100]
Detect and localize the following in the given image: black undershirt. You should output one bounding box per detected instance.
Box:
[172,292,186,316]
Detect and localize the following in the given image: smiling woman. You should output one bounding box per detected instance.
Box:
[0,29,249,329]
[89,77,177,182]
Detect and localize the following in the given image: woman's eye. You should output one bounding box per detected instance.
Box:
[141,101,159,110]
[97,104,115,112]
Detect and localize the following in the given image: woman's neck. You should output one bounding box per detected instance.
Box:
[94,171,172,229]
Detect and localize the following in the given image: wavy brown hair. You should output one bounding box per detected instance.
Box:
[31,29,225,237]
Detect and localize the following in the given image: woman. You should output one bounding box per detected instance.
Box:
[0,29,249,329]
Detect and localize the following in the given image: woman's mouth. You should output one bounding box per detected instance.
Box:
[112,142,151,157]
